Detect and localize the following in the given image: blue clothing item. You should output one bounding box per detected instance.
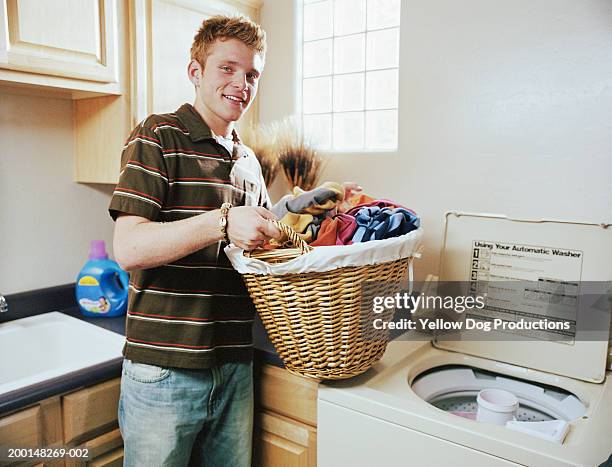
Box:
[351,206,420,243]
[119,359,253,467]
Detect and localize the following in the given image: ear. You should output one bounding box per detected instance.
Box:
[188,60,203,86]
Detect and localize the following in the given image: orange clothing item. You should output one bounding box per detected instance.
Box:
[338,192,376,213]
[310,214,357,246]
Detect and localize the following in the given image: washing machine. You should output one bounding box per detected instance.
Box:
[318,212,612,467]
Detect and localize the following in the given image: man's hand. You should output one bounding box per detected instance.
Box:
[227,206,282,250]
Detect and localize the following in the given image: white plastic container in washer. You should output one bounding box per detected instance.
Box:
[476,388,519,425]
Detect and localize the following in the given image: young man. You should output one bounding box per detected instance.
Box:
[109,16,280,467]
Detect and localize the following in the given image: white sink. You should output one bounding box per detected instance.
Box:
[0,312,125,396]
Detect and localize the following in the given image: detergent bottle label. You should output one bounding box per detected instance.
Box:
[78,296,112,314]
[78,276,100,286]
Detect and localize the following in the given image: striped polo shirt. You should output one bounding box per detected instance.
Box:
[109,103,270,369]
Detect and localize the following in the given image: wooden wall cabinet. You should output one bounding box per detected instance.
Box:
[0,0,121,95]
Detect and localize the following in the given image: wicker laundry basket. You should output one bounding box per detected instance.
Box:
[240,219,418,380]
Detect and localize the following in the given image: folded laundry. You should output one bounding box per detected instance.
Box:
[351,206,420,243]
[310,213,358,246]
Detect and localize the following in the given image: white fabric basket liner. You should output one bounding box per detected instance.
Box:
[224,227,423,275]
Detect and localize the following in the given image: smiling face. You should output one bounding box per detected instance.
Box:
[189,38,264,137]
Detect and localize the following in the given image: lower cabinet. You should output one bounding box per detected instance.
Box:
[254,365,319,467]
[65,429,123,467]
[0,364,319,467]
[254,411,317,467]
[0,378,122,467]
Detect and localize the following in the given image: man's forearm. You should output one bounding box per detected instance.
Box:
[114,211,223,271]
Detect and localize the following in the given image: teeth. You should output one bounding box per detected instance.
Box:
[224,95,242,102]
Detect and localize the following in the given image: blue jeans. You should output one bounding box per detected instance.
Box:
[118,359,253,467]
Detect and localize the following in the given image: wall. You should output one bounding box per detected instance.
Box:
[258,0,612,278]
[0,91,115,294]
[2,1,610,292]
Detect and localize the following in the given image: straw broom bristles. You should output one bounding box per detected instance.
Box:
[275,117,325,191]
[242,117,326,191]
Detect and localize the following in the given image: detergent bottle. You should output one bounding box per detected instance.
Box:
[76,240,129,317]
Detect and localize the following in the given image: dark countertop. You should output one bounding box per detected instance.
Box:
[0,301,282,416]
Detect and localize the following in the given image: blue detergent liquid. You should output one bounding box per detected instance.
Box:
[76,240,129,318]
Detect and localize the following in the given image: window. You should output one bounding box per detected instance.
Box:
[301,0,401,151]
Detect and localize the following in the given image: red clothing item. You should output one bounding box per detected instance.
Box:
[310,214,357,246]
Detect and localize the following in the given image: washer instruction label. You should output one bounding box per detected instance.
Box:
[469,240,583,340]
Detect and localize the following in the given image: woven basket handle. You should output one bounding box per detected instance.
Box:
[269,219,313,255]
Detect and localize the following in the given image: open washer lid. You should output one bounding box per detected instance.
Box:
[434,211,612,383]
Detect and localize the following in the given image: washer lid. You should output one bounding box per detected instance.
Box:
[434,211,612,383]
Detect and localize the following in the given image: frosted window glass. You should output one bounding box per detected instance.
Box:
[303,77,332,114]
[304,114,332,149]
[365,110,398,149]
[304,1,333,41]
[365,69,398,110]
[366,28,399,70]
[334,0,366,36]
[333,73,365,112]
[333,34,365,74]
[367,0,400,30]
[301,0,401,151]
[333,112,364,150]
[303,39,332,78]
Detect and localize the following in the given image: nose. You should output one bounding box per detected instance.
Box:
[231,72,248,91]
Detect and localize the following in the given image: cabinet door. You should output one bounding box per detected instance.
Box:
[89,447,123,467]
[0,397,62,449]
[0,405,41,447]
[256,364,318,427]
[254,411,316,467]
[0,0,118,83]
[131,0,261,126]
[65,428,123,467]
[62,379,121,445]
